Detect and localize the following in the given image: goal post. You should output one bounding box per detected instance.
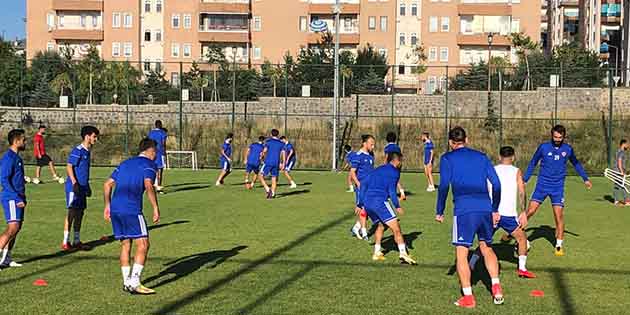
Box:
[165,150,198,170]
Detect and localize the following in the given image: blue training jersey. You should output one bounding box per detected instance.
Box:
[220,141,232,161]
[358,163,401,210]
[436,147,501,216]
[384,143,402,155]
[264,137,285,166]
[247,142,264,166]
[110,155,157,215]
[67,144,91,187]
[424,140,434,161]
[147,128,168,155]
[350,150,374,183]
[345,151,355,163]
[0,150,25,202]
[283,143,296,162]
[523,141,589,187]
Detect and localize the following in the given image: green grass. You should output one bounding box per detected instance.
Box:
[3,167,629,314]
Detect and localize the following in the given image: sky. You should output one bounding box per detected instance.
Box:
[0,0,26,40]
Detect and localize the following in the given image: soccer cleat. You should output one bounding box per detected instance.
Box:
[215,181,221,187]
[346,187,354,193]
[454,295,476,308]
[8,261,23,267]
[61,243,72,251]
[372,251,385,261]
[517,269,536,278]
[554,246,565,256]
[399,253,418,265]
[73,242,91,251]
[266,190,273,199]
[492,284,504,305]
[32,178,41,185]
[131,284,156,295]
[123,285,132,293]
[290,183,297,189]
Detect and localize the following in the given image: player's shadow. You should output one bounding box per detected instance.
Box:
[144,245,248,289]
[18,220,190,264]
[166,184,211,193]
[277,182,313,187]
[166,182,208,188]
[526,225,579,248]
[276,190,310,198]
[602,195,616,204]
[380,231,422,255]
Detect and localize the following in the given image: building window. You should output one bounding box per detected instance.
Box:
[112,42,120,57]
[172,14,180,28]
[429,16,438,32]
[428,47,437,61]
[399,33,405,46]
[172,43,180,57]
[439,47,448,62]
[253,16,261,31]
[368,16,376,30]
[124,14,132,28]
[113,13,121,28]
[144,60,151,72]
[427,76,436,94]
[156,0,162,13]
[145,0,151,13]
[92,14,98,28]
[411,33,417,46]
[155,61,162,73]
[144,31,151,41]
[299,16,307,32]
[344,18,352,32]
[398,65,405,75]
[171,72,180,87]
[253,47,261,60]
[124,42,132,57]
[411,3,418,16]
[399,3,406,16]
[511,19,520,33]
[441,17,450,32]
[80,14,86,27]
[47,13,55,29]
[183,44,192,58]
[184,14,192,29]
[380,16,387,31]
[59,14,65,27]
[155,30,162,41]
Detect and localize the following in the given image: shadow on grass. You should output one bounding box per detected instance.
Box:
[525,225,579,248]
[276,190,310,198]
[145,246,248,289]
[19,220,190,264]
[381,231,422,254]
[602,195,615,204]
[166,182,209,188]
[165,184,211,194]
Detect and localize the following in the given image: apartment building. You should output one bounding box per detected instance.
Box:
[543,0,580,53]
[395,0,423,89]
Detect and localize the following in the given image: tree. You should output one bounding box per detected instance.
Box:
[353,44,388,86]
[411,45,428,94]
[510,32,539,90]
[262,61,283,97]
[102,61,141,104]
[50,72,72,97]
[29,51,69,106]
[75,45,104,104]
[0,38,23,106]
[340,64,353,97]
[143,71,171,104]
[355,68,385,94]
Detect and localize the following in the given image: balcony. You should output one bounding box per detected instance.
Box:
[52,0,103,11]
[198,31,248,43]
[308,33,359,45]
[199,1,249,14]
[309,3,360,14]
[458,4,511,16]
[51,29,104,41]
[457,34,511,47]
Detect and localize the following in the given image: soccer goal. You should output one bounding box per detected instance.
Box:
[605,168,630,193]
[166,151,199,171]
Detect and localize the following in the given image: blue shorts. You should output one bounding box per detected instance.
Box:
[260,164,279,177]
[424,155,432,166]
[452,213,494,247]
[246,163,261,173]
[285,159,296,172]
[354,189,362,206]
[531,185,565,208]
[65,185,87,210]
[496,215,519,234]
[365,201,397,225]
[155,154,165,169]
[111,212,149,240]
[2,200,24,223]
[220,159,231,171]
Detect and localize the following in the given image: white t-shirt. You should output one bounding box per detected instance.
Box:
[491,164,519,217]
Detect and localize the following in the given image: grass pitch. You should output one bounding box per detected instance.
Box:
[2,167,629,314]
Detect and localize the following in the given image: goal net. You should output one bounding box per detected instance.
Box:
[166,151,199,170]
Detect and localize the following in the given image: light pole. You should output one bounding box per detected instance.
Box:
[332,0,340,171]
[608,44,619,77]
[487,32,493,92]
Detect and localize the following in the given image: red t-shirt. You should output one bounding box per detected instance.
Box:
[33,133,46,156]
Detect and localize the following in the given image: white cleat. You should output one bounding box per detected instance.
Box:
[290,183,297,189]
[8,261,22,267]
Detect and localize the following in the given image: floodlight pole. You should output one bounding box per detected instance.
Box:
[332,0,340,171]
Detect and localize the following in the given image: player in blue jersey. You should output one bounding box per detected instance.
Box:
[244,136,265,190]
[0,129,27,269]
[356,151,417,265]
[62,126,99,251]
[435,127,504,308]
[520,125,592,257]
[342,145,355,192]
[349,135,375,240]
[103,138,161,295]
[260,129,286,199]
[215,133,234,186]
[383,132,406,200]
[147,120,168,192]
[420,132,436,192]
[280,136,298,189]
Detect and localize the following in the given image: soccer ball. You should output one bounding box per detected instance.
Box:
[24,176,32,183]
[32,178,41,185]
[57,177,65,184]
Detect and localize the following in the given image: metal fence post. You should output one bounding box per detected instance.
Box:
[231,59,236,131]
[284,63,288,135]
[608,69,614,168]
[179,62,183,151]
[390,65,395,125]
[125,103,129,157]
[499,70,503,150]
[444,65,449,152]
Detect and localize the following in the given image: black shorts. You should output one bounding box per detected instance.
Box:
[36,154,52,167]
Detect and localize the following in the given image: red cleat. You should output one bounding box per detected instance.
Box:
[73,242,91,251]
[492,284,504,305]
[518,269,537,279]
[454,295,476,308]
[61,243,72,251]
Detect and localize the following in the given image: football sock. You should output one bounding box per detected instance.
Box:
[462,287,473,296]
[121,266,131,285]
[374,243,381,254]
[556,239,563,248]
[73,231,81,244]
[63,231,70,245]
[398,243,407,256]
[491,278,500,285]
[130,263,144,286]
[518,255,527,271]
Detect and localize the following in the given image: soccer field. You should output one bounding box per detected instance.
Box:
[3,168,629,315]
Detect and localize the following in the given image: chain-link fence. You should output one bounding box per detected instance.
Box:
[0,58,626,175]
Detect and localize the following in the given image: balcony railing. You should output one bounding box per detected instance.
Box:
[199,24,248,32]
[51,29,104,41]
[52,0,103,11]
